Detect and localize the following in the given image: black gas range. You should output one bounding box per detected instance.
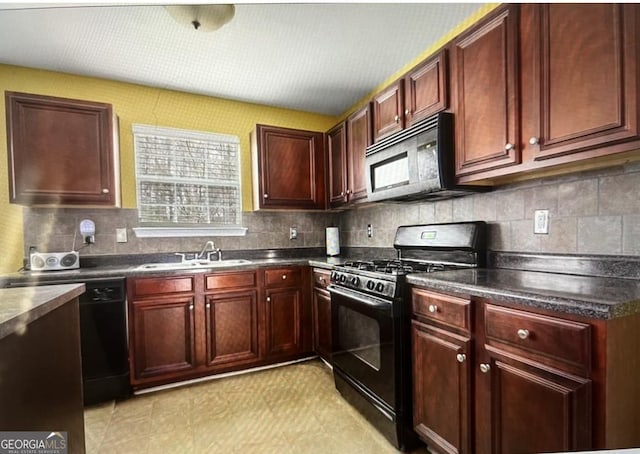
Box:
[329,222,486,451]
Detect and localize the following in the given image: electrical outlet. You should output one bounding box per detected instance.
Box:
[116,228,128,243]
[289,227,298,240]
[534,210,549,234]
[367,224,373,238]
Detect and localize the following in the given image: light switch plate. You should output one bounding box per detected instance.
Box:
[116,228,128,243]
[289,227,298,240]
[367,224,373,238]
[534,210,549,234]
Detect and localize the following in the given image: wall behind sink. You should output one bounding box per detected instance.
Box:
[22,208,339,258]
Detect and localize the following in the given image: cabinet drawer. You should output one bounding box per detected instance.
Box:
[265,268,302,288]
[132,276,194,297]
[312,269,330,289]
[205,271,257,291]
[412,288,471,331]
[485,304,591,371]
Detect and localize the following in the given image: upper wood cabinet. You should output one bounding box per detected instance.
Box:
[346,104,371,203]
[327,122,348,207]
[521,3,640,162]
[456,3,640,183]
[251,124,326,210]
[5,91,119,206]
[327,104,371,208]
[372,81,405,142]
[372,49,449,143]
[452,4,521,178]
[404,49,449,128]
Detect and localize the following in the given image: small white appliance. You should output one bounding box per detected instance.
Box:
[30,251,80,271]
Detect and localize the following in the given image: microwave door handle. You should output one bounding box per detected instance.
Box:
[328,285,391,310]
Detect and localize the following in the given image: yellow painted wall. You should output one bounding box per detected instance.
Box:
[0,64,337,273]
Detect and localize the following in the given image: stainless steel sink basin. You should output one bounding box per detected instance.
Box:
[135,259,252,271]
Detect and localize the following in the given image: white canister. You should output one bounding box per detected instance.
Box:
[326,227,340,256]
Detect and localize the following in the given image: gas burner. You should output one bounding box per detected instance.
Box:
[342,259,450,276]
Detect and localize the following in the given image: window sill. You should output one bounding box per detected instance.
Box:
[133,227,248,238]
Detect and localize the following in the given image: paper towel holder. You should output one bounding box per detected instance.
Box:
[326,226,340,256]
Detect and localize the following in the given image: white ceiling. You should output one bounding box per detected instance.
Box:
[0,2,484,116]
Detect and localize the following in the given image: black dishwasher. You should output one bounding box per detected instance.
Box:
[9,277,131,405]
[79,278,131,405]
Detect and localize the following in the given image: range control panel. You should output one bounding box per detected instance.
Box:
[330,270,396,299]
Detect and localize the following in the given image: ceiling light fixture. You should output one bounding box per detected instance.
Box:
[165,4,235,32]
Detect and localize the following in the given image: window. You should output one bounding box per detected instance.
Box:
[132,124,246,237]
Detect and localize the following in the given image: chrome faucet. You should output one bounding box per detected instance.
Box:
[195,240,222,261]
[197,241,216,260]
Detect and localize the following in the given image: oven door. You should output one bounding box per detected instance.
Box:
[329,284,395,407]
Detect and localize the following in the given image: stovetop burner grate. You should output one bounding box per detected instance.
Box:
[342,259,449,275]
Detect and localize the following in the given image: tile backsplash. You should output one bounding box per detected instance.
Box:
[338,162,640,256]
[23,209,339,256]
[23,162,640,258]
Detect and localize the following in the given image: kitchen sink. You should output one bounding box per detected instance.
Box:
[135,259,252,271]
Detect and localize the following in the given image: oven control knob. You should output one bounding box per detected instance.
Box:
[350,277,360,286]
[375,282,385,293]
[339,274,347,283]
[366,280,375,290]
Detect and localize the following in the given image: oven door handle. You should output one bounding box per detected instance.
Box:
[327,285,392,309]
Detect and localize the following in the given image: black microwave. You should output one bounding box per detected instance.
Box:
[365,112,488,202]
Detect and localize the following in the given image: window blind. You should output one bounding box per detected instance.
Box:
[133,124,241,226]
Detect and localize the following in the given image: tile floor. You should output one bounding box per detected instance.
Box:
[84,359,428,453]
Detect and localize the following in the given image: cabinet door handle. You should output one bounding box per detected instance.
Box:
[394,114,399,122]
[404,109,410,116]
[189,304,194,311]
[266,296,271,302]
[102,188,110,194]
[263,193,269,198]
[505,143,514,151]
[529,137,539,145]
[206,303,211,309]
[517,329,530,340]
[480,363,491,373]
[346,189,352,194]
[456,353,466,363]
[428,304,438,313]
[340,191,345,196]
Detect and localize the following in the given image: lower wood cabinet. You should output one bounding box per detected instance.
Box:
[130,296,198,380]
[128,266,312,389]
[264,266,312,359]
[312,268,332,362]
[412,320,471,453]
[204,289,259,368]
[411,287,640,453]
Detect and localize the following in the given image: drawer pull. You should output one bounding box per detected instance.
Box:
[428,304,438,313]
[282,274,287,280]
[456,353,466,363]
[480,363,491,373]
[266,296,271,302]
[517,329,530,340]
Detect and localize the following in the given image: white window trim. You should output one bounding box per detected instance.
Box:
[132,124,246,237]
[133,226,248,238]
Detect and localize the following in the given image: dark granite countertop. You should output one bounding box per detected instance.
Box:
[0,256,348,287]
[0,284,85,340]
[407,268,640,320]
